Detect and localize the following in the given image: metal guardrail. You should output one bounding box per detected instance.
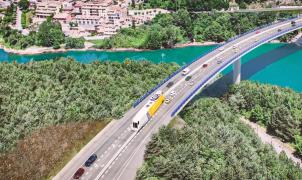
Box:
[132,15,300,108]
[170,21,302,117]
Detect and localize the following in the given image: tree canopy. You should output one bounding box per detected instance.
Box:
[36,21,65,48]
[0,58,179,153]
[137,98,302,179]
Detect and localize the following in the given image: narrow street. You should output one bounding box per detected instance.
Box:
[240,117,302,169]
[16,6,22,31]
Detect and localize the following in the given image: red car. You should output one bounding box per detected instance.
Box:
[73,168,85,179]
[202,64,208,68]
[255,31,260,34]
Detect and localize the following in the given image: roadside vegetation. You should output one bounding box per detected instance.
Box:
[225,81,302,157]
[0,58,179,153]
[137,96,302,179]
[94,10,299,49]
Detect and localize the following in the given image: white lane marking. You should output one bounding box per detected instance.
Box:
[94,133,136,180]
[113,123,158,180]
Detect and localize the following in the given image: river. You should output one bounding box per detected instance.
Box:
[0,43,301,91]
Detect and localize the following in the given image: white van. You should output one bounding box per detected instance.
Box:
[182,68,190,75]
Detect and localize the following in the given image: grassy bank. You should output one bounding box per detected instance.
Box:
[0,121,108,179]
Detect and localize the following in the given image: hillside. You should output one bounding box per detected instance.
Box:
[137,81,302,179]
[0,59,179,179]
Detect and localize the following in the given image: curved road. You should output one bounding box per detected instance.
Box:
[54,16,302,180]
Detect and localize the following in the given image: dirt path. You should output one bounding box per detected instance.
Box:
[240,117,302,169]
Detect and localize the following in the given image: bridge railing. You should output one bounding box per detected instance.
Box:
[170,21,302,117]
[132,15,300,108]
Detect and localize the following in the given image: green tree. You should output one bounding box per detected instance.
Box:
[268,106,300,142]
[146,25,163,49]
[173,9,192,36]
[65,37,85,49]
[162,25,182,48]
[18,0,30,11]
[36,21,64,47]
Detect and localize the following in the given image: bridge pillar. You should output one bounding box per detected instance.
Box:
[233,58,241,84]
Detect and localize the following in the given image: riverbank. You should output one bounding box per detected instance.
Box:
[0,39,285,55]
[0,41,220,55]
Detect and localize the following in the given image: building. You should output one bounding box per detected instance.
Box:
[53,12,71,24]
[0,0,11,9]
[35,1,62,18]
[128,8,169,25]
[81,1,111,17]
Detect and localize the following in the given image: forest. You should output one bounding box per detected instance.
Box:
[95,10,299,49]
[225,81,302,157]
[137,96,302,179]
[139,0,268,11]
[0,58,179,153]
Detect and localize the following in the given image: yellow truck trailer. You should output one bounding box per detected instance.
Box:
[148,94,165,117]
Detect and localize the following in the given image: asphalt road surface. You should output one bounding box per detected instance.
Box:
[54,17,302,180]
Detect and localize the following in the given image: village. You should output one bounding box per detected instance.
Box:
[0,0,169,39]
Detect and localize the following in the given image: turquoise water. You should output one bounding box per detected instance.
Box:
[0,43,301,91]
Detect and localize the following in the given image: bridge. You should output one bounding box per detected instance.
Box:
[55,16,302,180]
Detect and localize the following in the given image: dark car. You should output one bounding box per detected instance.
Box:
[202,63,208,68]
[185,76,192,81]
[85,154,97,167]
[73,168,85,179]
[166,81,174,88]
[277,28,282,32]
[291,21,296,27]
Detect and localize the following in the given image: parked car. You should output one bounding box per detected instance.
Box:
[73,168,85,179]
[202,63,208,68]
[255,31,260,34]
[85,154,97,167]
[219,47,224,51]
[278,28,282,32]
[291,21,296,27]
[217,60,222,64]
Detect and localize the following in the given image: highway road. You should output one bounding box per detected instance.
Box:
[54,16,302,180]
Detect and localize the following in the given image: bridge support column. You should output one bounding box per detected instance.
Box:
[233,58,241,84]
